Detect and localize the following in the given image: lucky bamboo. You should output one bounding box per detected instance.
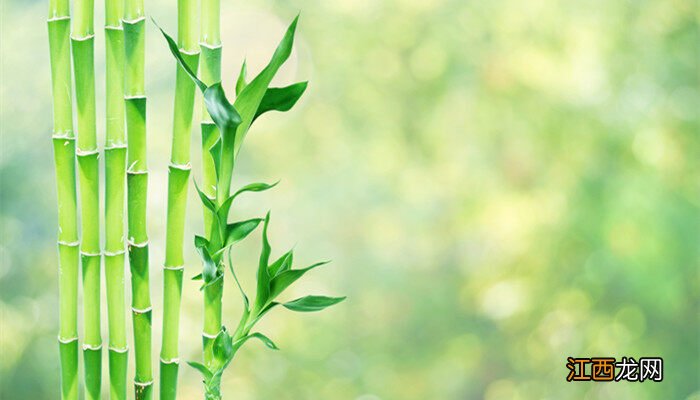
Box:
[160,16,344,399]
[159,0,200,398]
[105,0,128,398]
[124,0,153,398]
[71,0,102,398]
[48,0,79,398]
[199,0,223,370]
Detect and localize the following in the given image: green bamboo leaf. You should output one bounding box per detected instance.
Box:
[216,181,278,227]
[235,60,247,96]
[227,248,249,309]
[195,245,218,288]
[268,261,330,301]
[202,83,242,204]
[195,235,209,250]
[187,361,213,381]
[248,332,279,350]
[192,273,203,281]
[283,295,346,312]
[253,82,308,122]
[200,273,223,291]
[212,329,234,365]
[233,15,300,154]
[209,138,222,181]
[215,195,235,229]
[203,83,242,134]
[268,249,293,277]
[232,332,279,351]
[225,218,263,246]
[193,180,216,213]
[254,212,272,312]
[232,181,279,200]
[154,20,207,92]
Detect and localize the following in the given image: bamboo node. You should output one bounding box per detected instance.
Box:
[169,163,192,171]
[160,357,180,364]
[180,48,200,56]
[104,25,124,31]
[105,143,128,150]
[132,306,152,314]
[163,265,185,271]
[47,16,71,22]
[128,239,149,248]
[70,34,95,42]
[201,331,219,339]
[51,131,75,139]
[104,249,126,256]
[109,346,129,353]
[124,94,147,100]
[200,42,223,50]
[83,343,103,351]
[80,251,102,257]
[122,16,147,25]
[76,148,99,156]
[58,240,80,247]
[58,336,78,344]
[134,380,154,387]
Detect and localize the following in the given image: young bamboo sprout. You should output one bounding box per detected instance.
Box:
[124,0,153,398]
[104,0,128,398]
[159,16,345,399]
[159,0,200,398]
[48,0,79,398]
[199,0,224,370]
[71,0,102,398]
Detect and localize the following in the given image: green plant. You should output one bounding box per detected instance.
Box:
[104,0,128,398]
[124,0,153,398]
[198,0,224,371]
[71,0,102,398]
[158,15,345,399]
[159,0,200,398]
[48,0,79,398]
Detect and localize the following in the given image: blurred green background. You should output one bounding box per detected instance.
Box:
[1,0,698,398]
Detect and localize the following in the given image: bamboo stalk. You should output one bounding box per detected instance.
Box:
[124,0,152,398]
[199,0,223,370]
[48,0,79,398]
[159,0,200,398]
[105,0,128,398]
[71,0,102,398]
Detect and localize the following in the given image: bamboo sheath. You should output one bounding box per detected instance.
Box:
[48,0,79,398]
[105,0,128,398]
[71,0,102,398]
[160,0,200,397]
[124,0,153,398]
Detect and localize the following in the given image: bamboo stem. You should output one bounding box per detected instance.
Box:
[124,0,152,398]
[199,0,223,370]
[71,0,102,398]
[105,0,128,398]
[160,0,200,397]
[48,2,79,397]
